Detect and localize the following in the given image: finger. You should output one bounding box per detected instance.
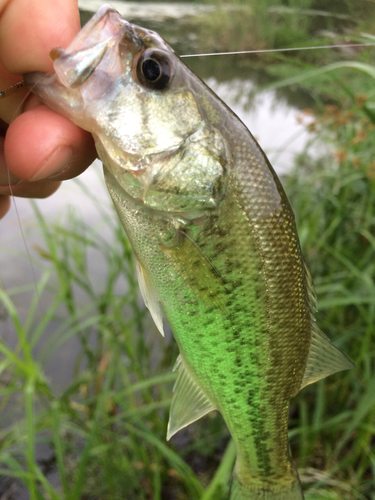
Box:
[0,133,62,198]
[0,0,80,74]
[0,133,18,185]
[0,0,80,127]
[4,105,96,182]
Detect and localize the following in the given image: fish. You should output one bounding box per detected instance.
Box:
[24,5,354,499]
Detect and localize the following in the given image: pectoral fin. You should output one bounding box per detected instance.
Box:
[300,325,355,391]
[135,257,164,337]
[167,355,216,440]
[160,229,226,311]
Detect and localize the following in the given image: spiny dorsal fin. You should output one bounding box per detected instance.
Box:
[135,257,164,337]
[167,355,216,440]
[300,324,355,390]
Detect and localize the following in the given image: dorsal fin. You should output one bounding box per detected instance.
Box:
[167,355,216,440]
[300,324,355,391]
[135,256,164,337]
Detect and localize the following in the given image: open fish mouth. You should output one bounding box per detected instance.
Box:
[51,7,128,89]
[24,5,169,103]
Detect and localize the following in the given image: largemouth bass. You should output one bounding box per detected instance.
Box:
[25,6,354,499]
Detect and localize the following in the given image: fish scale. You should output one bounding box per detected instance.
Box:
[177,186,298,484]
[24,5,354,499]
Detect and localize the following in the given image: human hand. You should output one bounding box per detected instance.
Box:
[0,0,97,219]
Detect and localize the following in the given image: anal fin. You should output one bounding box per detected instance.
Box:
[167,355,216,440]
[300,325,355,391]
[135,257,164,337]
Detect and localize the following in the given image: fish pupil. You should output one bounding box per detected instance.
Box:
[142,58,161,82]
[135,49,173,90]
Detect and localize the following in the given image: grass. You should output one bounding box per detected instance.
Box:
[283,59,375,500]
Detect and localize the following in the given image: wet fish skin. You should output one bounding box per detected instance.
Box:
[24,6,354,499]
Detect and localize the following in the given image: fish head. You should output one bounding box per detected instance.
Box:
[25,5,229,215]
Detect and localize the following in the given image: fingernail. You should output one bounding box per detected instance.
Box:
[30,145,73,181]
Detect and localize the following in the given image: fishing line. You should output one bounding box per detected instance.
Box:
[7,179,41,305]
[180,42,375,58]
[2,85,42,305]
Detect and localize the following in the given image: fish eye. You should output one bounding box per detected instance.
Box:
[134,49,173,90]
[142,58,162,82]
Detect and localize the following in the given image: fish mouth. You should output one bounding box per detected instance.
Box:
[25,5,130,92]
[24,5,133,110]
[51,5,129,89]
[24,4,165,99]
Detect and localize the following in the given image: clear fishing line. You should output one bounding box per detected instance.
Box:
[2,86,42,305]
[180,43,375,58]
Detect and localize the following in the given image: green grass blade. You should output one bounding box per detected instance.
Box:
[201,439,236,500]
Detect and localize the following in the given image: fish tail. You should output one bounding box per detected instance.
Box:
[229,477,304,500]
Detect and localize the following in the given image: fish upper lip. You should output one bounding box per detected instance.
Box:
[52,5,130,65]
[76,5,127,45]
